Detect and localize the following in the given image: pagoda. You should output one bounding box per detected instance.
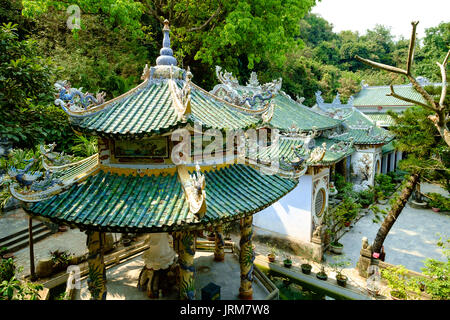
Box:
[8,20,306,300]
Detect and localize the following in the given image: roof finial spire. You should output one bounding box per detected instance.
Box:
[156,19,178,66]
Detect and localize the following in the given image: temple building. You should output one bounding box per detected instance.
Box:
[352,78,442,128]
[8,20,308,300]
[211,70,393,260]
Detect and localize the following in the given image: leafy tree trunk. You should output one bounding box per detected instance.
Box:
[372,173,420,254]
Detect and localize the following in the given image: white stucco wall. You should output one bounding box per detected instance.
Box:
[351,146,382,186]
[253,168,329,243]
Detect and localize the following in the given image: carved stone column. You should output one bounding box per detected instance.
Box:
[86,231,107,300]
[214,226,225,262]
[239,215,254,300]
[138,233,177,298]
[178,231,196,300]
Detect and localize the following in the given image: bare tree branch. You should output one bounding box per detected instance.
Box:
[437,49,450,108]
[406,74,439,109]
[406,21,419,74]
[387,85,430,109]
[355,55,407,75]
[355,21,449,147]
[187,3,222,32]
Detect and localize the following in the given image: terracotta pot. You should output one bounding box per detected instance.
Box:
[432,207,440,212]
[2,253,14,259]
[58,226,68,232]
[267,254,275,263]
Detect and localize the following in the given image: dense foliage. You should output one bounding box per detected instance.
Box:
[1,1,448,147]
[421,236,450,300]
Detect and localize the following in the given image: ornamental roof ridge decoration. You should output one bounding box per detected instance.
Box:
[8,146,99,202]
[328,137,354,153]
[54,75,154,118]
[191,81,273,116]
[177,164,207,219]
[215,65,282,94]
[156,19,177,67]
[247,72,260,87]
[54,80,107,114]
[315,90,354,111]
[169,65,192,121]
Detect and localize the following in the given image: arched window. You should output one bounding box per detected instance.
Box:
[315,188,326,217]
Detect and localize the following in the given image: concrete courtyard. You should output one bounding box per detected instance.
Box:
[325,183,449,272]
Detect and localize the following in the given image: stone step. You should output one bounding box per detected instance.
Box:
[0,223,53,253]
[0,222,45,244]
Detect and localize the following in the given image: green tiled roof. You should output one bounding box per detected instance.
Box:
[382,141,396,154]
[27,164,297,233]
[352,85,428,107]
[365,113,396,127]
[269,93,341,132]
[333,109,393,145]
[71,80,261,138]
[252,137,353,166]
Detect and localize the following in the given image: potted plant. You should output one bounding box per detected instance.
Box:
[381,265,420,300]
[267,247,277,263]
[0,256,16,282]
[283,256,292,268]
[329,182,337,196]
[358,189,375,208]
[330,241,344,254]
[330,255,351,287]
[50,249,72,273]
[316,266,328,280]
[121,233,133,246]
[426,193,450,212]
[301,263,312,274]
[58,225,68,232]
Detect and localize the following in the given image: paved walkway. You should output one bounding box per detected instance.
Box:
[76,251,270,300]
[324,183,449,273]
[0,208,89,278]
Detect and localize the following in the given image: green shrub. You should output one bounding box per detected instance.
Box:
[357,189,375,207]
[420,236,450,300]
[426,193,450,211]
[381,265,421,300]
[332,196,361,227]
[0,258,16,282]
[374,173,396,198]
[0,276,43,300]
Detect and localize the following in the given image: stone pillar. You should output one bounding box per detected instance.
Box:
[178,231,196,300]
[86,231,107,300]
[390,152,396,172]
[239,215,254,300]
[396,151,402,167]
[381,155,387,174]
[214,226,225,261]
